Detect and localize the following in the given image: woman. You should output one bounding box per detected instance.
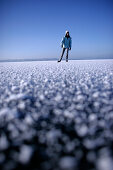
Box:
[58,30,72,62]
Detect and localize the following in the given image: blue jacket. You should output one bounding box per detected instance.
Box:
[61,36,72,49]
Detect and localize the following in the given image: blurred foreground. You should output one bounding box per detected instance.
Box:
[0,60,113,170]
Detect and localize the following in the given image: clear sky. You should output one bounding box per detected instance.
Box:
[0,0,113,60]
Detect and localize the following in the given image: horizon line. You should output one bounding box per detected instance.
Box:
[0,57,113,62]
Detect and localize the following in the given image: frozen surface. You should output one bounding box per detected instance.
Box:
[0,60,113,170]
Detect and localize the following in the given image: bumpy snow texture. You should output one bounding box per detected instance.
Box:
[0,60,113,170]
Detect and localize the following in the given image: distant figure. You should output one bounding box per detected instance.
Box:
[58,30,72,62]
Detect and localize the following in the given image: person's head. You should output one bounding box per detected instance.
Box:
[65,30,70,37]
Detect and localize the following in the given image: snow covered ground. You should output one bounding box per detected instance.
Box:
[0,60,113,170]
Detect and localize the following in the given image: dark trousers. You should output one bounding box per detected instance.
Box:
[59,48,69,61]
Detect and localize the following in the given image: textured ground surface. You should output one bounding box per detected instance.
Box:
[0,60,113,170]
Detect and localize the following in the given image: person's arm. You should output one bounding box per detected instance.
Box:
[60,37,65,48]
[69,37,72,50]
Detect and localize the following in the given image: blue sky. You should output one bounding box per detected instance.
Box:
[0,0,113,60]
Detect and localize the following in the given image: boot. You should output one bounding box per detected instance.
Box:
[57,60,61,62]
[58,57,62,62]
[66,58,68,62]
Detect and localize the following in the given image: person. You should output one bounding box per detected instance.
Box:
[58,30,72,62]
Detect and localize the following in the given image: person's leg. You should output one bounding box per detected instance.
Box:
[58,48,65,62]
[66,48,69,62]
